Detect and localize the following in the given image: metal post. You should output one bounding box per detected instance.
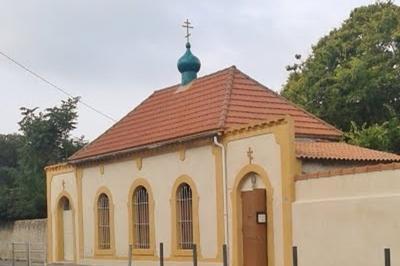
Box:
[192,244,197,266]
[26,242,31,266]
[293,246,298,266]
[11,243,15,266]
[222,244,228,266]
[385,248,391,266]
[128,244,132,266]
[159,243,164,266]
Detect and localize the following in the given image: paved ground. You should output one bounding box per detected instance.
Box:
[48,264,85,266]
[0,261,86,266]
[0,261,39,266]
[0,261,46,266]
[48,264,87,266]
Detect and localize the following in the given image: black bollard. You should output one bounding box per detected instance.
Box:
[192,244,197,266]
[222,244,228,266]
[160,243,164,266]
[293,246,298,266]
[385,248,391,266]
[128,244,132,266]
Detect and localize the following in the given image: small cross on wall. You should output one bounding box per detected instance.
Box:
[247,147,254,164]
[62,180,66,191]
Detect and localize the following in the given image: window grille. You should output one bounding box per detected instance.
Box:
[176,183,193,249]
[133,186,150,249]
[98,193,111,249]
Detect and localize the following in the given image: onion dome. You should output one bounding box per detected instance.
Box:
[177,42,201,85]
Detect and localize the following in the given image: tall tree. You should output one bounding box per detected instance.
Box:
[0,134,22,170]
[281,1,400,135]
[0,134,22,219]
[0,97,86,220]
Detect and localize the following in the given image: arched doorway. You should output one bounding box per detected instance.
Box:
[239,172,267,266]
[232,166,275,266]
[57,196,74,261]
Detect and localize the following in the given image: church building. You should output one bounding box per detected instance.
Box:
[46,29,400,266]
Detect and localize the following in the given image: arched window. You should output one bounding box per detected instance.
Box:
[132,186,150,249]
[176,183,193,249]
[97,193,111,250]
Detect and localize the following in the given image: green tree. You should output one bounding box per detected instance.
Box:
[282,1,400,138]
[0,97,86,220]
[345,107,400,153]
[0,134,22,219]
[0,134,22,169]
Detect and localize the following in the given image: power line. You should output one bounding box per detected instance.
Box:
[0,50,117,122]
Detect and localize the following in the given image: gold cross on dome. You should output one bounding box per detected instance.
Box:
[182,19,194,43]
[247,147,254,164]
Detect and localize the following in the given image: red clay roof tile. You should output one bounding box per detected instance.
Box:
[296,141,400,162]
[295,162,400,181]
[70,66,342,161]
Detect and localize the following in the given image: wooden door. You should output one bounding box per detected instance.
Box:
[241,189,267,266]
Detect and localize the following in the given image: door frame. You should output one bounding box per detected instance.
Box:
[231,164,275,266]
[55,192,77,262]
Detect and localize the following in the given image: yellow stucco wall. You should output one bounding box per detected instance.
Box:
[293,169,400,266]
[222,118,297,266]
[46,118,296,266]
[48,168,79,262]
[80,144,219,261]
[226,133,284,266]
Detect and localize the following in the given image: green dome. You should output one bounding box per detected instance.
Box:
[177,42,201,85]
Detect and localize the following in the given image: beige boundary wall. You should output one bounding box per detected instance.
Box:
[293,167,400,266]
[0,219,47,260]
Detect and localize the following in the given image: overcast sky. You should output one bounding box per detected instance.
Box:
[0,0,393,140]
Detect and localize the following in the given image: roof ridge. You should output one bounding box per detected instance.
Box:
[233,67,342,138]
[217,66,236,129]
[153,65,236,93]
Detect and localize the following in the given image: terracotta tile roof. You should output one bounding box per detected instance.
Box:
[295,162,400,181]
[296,141,400,162]
[70,66,342,161]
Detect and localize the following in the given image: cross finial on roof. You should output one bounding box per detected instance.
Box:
[182,19,193,43]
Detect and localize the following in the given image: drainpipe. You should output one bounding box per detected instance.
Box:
[213,135,230,265]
